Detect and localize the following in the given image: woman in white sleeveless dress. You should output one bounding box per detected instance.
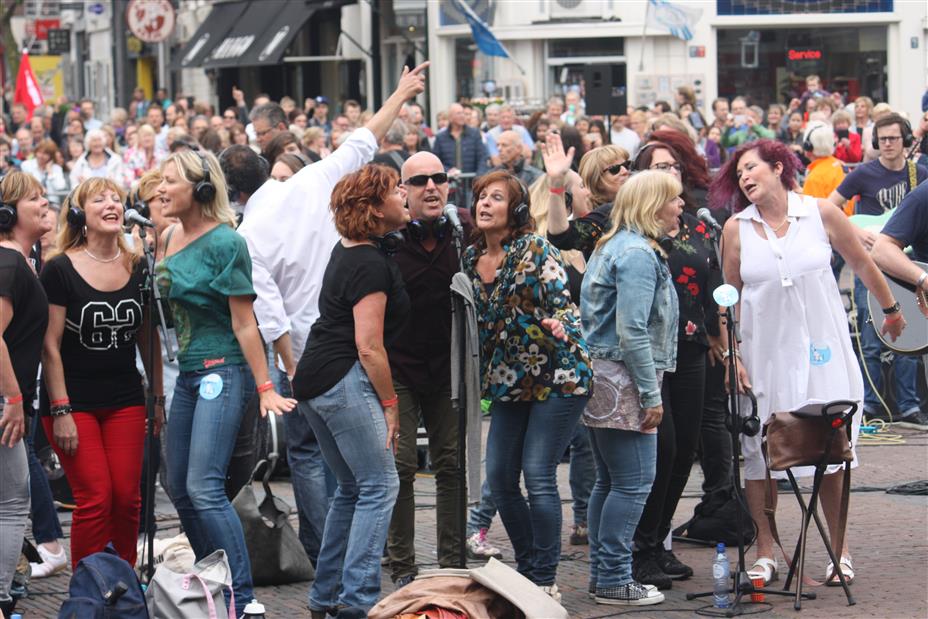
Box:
[710,140,905,587]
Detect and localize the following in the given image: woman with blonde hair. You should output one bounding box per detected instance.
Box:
[40,177,163,570]
[579,170,683,606]
[155,149,295,616]
[124,124,167,184]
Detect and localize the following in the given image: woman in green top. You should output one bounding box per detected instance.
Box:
[155,149,295,616]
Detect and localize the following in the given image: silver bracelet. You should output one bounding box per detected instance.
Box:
[917,271,928,290]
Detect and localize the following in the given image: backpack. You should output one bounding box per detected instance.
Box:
[673,487,757,547]
[58,544,149,619]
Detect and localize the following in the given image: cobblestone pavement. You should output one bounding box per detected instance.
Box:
[16,420,928,618]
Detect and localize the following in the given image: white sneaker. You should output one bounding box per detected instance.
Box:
[540,583,562,603]
[29,543,68,578]
[466,528,503,560]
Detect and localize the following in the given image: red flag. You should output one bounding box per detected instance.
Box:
[14,51,44,120]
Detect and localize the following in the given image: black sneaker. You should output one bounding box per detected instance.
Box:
[595,581,665,606]
[894,409,928,430]
[656,549,693,580]
[633,551,672,590]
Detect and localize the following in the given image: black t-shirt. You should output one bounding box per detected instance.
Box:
[293,243,410,401]
[0,247,48,408]
[836,159,928,215]
[40,254,146,412]
[881,180,928,262]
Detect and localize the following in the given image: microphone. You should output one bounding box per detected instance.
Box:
[443,203,464,236]
[696,208,722,232]
[124,208,155,228]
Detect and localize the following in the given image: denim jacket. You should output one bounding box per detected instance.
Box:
[580,229,679,408]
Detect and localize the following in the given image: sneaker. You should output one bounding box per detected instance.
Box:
[655,548,693,580]
[466,529,503,560]
[588,580,596,598]
[633,550,672,590]
[569,524,588,546]
[595,581,665,606]
[29,544,68,578]
[540,583,561,603]
[894,409,928,430]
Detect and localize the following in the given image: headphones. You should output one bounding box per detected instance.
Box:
[65,185,85,231]
[741,388,761,438]
[631,142,661,172]
[369,230,405,256]
[871,116,914,150]
[407,215,449,242]
[127,187,150,219]
[0,181,16,231]
[193,149,217,204]
[802,124,831,153]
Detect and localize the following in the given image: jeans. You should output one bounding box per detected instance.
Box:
[466,477,497,536]
[588,427,656,588]
[0,441,29,604]
[166,364,254,616]
[854,278,920,415]
[302,361,399,613]
[26,415,63,544]
[635,341,706,551]
[485,396,589,586]
[698,356,732,497]
[568,422,595,527]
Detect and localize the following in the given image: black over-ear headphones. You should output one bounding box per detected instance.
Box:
[802,124,830,153]
[193,150,217,204]
[65,185,85,231]
[872,115,914,150]
[631,142,660,172]
[407,215,449,242]
[0,181,17,231]
[369,230,405,256]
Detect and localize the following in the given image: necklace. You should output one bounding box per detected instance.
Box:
[762,215,790,233]
[83,247,122,263]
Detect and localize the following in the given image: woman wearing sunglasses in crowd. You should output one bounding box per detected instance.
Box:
[624,138,724,589]
[546,142,632,256]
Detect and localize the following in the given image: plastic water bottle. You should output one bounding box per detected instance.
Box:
[241,598,266,618]
[713,543,731,608]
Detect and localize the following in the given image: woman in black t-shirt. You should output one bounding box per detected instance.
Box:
[0,171,53,618]
[292,164,410,616]
[40,177,163,569]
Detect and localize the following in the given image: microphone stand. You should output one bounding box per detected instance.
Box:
[684,225,806,615]
[136,223,175,583]
[449,222,468,568]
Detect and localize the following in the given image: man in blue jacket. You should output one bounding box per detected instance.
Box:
[432,103,489,206]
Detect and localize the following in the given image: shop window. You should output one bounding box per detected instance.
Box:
[717,0,892,16]
[716,26,887,108]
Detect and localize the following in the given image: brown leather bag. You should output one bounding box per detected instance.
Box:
[764,411,853,471]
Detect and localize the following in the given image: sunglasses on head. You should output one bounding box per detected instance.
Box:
[404,172,449,187]
[605,161,631,175]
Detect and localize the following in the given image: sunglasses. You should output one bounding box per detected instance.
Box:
[604,161,631,175]
[404,172,449,187]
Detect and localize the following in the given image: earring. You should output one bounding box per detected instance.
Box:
[82,225,87,237]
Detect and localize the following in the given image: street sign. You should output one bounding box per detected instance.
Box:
[126,0,176,43]
[48,28,71,54]
[34,19,61,41]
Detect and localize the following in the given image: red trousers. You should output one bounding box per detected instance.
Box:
[43,405,145,569]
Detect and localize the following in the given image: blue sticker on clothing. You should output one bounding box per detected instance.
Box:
[199,373,224,400]
[810,343,832,366]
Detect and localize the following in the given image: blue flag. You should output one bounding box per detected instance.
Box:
[647,0,703,42]
[451,0,511,58]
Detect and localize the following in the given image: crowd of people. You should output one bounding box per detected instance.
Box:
[1,64,927,618]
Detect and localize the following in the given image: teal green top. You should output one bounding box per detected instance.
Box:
[156,224,255,372]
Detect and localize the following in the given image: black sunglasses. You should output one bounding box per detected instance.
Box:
[404,172,449,187]
[605,161,631,175]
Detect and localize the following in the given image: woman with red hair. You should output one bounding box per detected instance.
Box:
[709,139,903,587]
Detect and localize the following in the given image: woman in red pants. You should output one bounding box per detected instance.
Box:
[41,177,163,568]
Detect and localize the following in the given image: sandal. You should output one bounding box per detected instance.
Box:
[825,555,854,586]
[747,557,778,585]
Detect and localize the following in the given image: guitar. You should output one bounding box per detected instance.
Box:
[866,260,928,355]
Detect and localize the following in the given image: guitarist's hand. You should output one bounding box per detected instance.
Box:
[880,312,906,342]
[857,227,877,251]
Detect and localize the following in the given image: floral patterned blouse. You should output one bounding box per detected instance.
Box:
[669,212,722,347]
[463,233,593,401]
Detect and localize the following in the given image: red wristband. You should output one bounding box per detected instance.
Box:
[549,186,566,195]
[51,398,70,407]
[5,394,23,405]
[885,312,903,323]
[380,395,399,408]
[256,381,274,394]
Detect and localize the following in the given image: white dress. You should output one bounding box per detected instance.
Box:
[736,192,863,480]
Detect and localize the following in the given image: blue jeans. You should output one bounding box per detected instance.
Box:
[166,364,254,616]
[485,396,589,586]
[568,422,595,527]
[587,427,656,588]
[466,477,497,536]
[854,278,920,415]
[268,346,335,567]
[302,362,399,612]
[26,415,63,544]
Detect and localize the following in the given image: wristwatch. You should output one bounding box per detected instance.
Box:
[881,301,901,315]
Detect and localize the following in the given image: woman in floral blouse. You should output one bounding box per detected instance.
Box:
[463,170,592,600]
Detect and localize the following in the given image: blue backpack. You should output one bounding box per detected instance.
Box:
[58,544,150,619]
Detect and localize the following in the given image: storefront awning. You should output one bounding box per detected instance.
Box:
[171,1,249,70]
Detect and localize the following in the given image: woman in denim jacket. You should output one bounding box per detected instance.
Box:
[579,170,683,606]
[463,170,592,601]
